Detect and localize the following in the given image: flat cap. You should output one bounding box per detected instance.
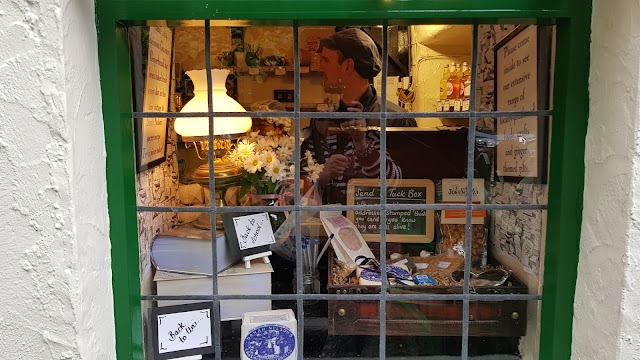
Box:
[319,28,382,79]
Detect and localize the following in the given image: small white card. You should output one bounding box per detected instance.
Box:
[453,100,462,112]
[233,213,276,250]
[157,309,212,354]
[462,99,470,111]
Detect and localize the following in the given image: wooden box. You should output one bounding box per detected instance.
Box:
[327,253,527,337]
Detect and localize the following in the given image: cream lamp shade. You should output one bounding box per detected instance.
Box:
[174,69,252,140]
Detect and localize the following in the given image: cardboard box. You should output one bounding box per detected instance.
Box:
[155,260,273,321]
[241,309,297,360]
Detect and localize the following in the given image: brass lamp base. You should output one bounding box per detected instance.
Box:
[191,158,241,230]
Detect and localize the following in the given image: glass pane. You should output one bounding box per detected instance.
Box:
[404,24,474,121]
[469,300,540,359]
[477,117,551,205]
[384,299,463,357]
[475,25,555,112]
[489,209,546,296]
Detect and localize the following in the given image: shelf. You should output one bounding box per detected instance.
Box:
[223,65,322,75]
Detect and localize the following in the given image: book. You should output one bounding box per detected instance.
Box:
[154,260,273,321]
[151,225,237,275]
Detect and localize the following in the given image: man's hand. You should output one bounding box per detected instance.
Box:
[318,154,350,185]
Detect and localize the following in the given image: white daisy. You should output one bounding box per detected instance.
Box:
[266,160,286,182]
[260,150,278,167]
[244,154,263,174]
[236,139,255,158]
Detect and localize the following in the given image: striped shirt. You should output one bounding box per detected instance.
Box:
[301,131,402,204]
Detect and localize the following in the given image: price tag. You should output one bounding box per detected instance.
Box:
[300,66,310,74]
[436,101,443,112]
[274,66,286,76]
[453,100,462,112]
[442,100,450,112]
[462,99,470,111]
[232,213,276,250]
[248,67,260,75]
[437,261,451,269]
[415,263,429,270]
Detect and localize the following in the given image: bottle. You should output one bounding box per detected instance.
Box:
[460,62,469,99]
[456,63,464,98]
[446,63,460,100]
[461,62,472,99]
[439,65,449,100]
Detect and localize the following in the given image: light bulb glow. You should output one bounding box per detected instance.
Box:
[175,69,252,138]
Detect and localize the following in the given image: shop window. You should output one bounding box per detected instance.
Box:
[123,20,557,359]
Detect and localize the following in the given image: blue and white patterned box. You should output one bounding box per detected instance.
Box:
[241,309,297,360]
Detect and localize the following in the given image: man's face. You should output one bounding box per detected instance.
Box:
[318,47,347,94]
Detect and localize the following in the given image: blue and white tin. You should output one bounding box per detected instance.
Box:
[241,309,297,360]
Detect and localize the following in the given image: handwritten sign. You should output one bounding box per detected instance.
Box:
[138,26,172,172]
[151,302,214,360]
[495,25,539,178]
[232,213,276,250]
[441,178,486,225]
[347,179,435,243]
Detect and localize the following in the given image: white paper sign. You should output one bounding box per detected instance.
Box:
[233,213,276,250]
[496,25,539,177]
[157,309,212,354]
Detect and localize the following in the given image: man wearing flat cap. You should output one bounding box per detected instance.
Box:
[302,28,416,204]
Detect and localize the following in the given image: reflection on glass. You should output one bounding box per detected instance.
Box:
[472,300,539,359]
[475,117,550,204]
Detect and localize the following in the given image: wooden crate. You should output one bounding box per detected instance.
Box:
[327,253,528,337]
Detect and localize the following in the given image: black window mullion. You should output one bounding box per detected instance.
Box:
[203,20,223,360]
[461,23,481,360]
[292,21,305,360]
[378,22,390,359]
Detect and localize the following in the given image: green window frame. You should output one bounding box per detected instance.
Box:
[95,1,591,359]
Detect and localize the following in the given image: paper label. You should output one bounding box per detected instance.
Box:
[300,66,310,74]
[248,67,260,75]
[441,179,486,225]
[250,314,290,323]
[442,100,450,111]
[233,213,276,250]
[393,258,409,266]
[437,261,451,269]
[415,263,428,270]
[436,101,443,112]
[274,67,286,76]
[453,100,462,112]
[462,99,470,111]
[157,309,212,354]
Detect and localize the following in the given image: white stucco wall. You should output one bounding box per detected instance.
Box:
[573,0,640,359]
[0,0,115,358]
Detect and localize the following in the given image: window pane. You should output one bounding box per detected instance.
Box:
[475,25,555,112]
[403,24,474,120]
[477,117,551,205]
[470,300,541,359]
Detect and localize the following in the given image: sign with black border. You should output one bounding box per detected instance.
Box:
[150,302,215,360]
[494,25,552,183]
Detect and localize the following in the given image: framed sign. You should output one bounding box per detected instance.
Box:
[150,302,214,360]
[134,26,173,172]
[346,179,435,243]
[494,25,552,182]
[222,212,276,258]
